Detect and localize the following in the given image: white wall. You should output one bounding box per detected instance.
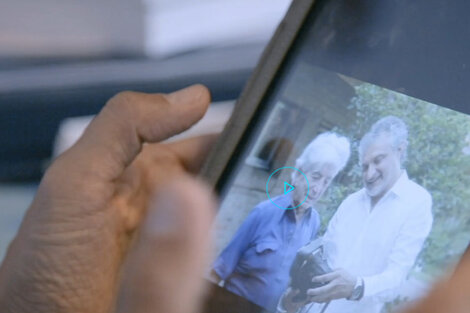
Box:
[144,0,292,56]
[0,0,145,57]
[0,0,292,58]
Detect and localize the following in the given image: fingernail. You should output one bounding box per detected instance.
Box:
[145,189,182,236]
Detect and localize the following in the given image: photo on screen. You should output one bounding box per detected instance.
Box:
[210,62,470,313]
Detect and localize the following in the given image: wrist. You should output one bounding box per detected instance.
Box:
[277,294,299,313]
[348,277,364,301]
[277,297,288,313]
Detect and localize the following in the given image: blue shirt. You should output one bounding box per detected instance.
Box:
[213,194,320,312]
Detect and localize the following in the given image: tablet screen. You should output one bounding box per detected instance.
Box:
[210,1,470,313]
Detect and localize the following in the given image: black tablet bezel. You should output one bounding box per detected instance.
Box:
[200,0,316,191]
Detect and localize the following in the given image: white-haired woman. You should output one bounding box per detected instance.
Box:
[211,132,350,312]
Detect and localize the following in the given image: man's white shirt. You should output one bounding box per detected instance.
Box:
[305,171,433,313]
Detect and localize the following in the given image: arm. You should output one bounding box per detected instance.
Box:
[277,288,305,313]
[295,203,355,304]
[363,196,433,298]
[212,207,261,280]
[307,194,432,303]
[320,199,344,269]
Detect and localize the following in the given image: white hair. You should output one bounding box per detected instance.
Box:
[294,132,351,177]
[359,116,408,165]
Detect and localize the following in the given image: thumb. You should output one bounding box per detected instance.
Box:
[116,176,216,313]
[54,84,211,183]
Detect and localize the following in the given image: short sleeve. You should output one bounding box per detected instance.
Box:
[213,206,262,280]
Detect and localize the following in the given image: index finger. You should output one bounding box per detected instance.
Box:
[58,84,211,181]
[312,271,338,283]
[307,283,334,297]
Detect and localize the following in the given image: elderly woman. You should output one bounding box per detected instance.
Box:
[211,132,351,312]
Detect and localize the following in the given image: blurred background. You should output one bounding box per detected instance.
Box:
[0,0,293,260]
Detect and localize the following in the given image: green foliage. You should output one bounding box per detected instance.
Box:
[318,83,470,278]
[381,296,410,313]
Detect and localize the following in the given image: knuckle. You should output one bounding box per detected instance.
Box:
[105,91,159,126]
[148,93,172,113]
[109,90,138,104]
[150,92,168,103]
[108,92,172,118]
[105,91,138,117]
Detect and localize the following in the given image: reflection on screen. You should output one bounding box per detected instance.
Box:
[211,64,470,313]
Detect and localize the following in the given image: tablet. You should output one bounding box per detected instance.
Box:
[201,1,470,313]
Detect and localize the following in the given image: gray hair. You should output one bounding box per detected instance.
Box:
[359,116,408,165]
[294,132,351,177]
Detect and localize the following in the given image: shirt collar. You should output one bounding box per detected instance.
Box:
[388,170,410,199]
[285,197,313,221]
[361,170,410,205]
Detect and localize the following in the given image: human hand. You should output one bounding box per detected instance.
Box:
[0,85,217,313]
[279,288,305,313]
[306,269,356,303]
[402,251,470,313]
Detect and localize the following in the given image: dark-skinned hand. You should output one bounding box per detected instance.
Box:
[0,85,216,313]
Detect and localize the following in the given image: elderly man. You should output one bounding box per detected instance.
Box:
[280,116,433,313]
[211,132,350,312]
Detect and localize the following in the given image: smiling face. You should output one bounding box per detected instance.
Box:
[361,134,403,202]
[291,162,337,209]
